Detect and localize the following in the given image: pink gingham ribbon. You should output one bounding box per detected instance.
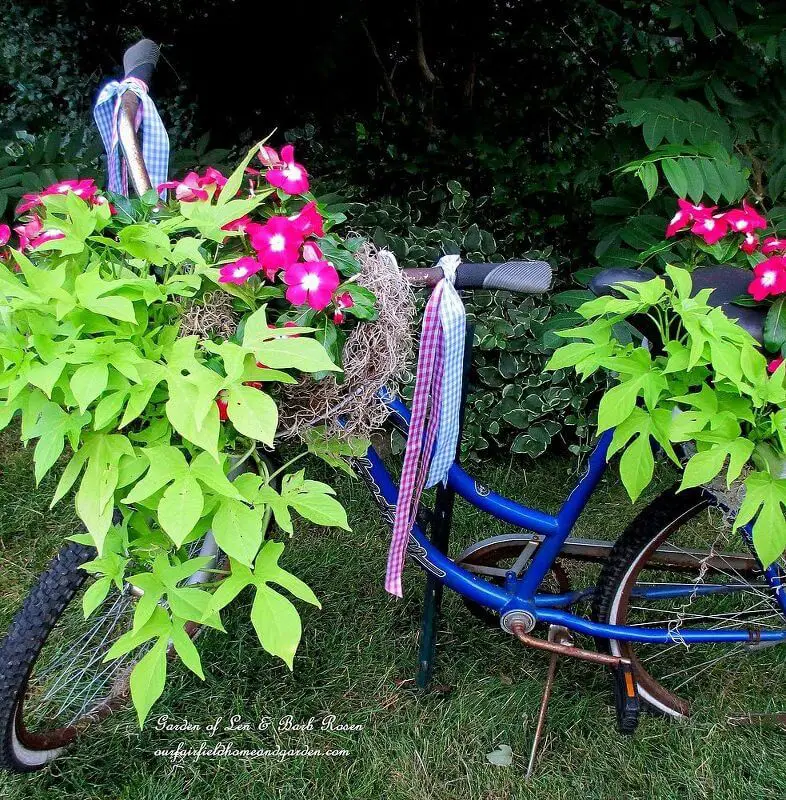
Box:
[385,255,465,597]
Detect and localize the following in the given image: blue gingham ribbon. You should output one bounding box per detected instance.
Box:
[425,254,466,488]
[93,78,169,198]
[385,254,465,597]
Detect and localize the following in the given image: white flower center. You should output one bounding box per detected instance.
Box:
[703,219,715,231]
[735,220,747,230]
[762,270,777,287]
[233,266,249,278]
[302,273,320,291]
[284,166,302,181]
[269,234,286,252]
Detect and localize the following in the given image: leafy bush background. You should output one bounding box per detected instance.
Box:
[2,0,786,460]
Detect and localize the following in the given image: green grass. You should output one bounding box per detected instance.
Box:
[1,430,786,799]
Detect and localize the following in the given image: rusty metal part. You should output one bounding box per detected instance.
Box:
[526,625,572,779]
[458,533,758,576]
[117,90,153,196]
[402,266,443,287]
[511,621,630,668]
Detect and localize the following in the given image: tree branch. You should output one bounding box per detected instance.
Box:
[360,19,400,103]
[415,0,436,84]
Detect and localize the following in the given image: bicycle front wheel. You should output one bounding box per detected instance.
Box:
[593,487,786,722]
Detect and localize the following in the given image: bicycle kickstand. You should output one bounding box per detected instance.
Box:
[525,624,572,779]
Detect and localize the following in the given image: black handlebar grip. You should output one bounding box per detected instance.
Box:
[455,261,552,294]
[123,39,160,85]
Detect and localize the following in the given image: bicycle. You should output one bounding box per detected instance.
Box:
[0,39,784,774]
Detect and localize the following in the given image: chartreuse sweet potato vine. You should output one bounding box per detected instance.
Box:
[547,265,786,569]
[0,144,370,725]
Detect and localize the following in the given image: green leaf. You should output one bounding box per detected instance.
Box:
[637,162,658,200]
[226,385,278,445]
[129,637,169,726]
[212,498,265,566]
[251,337,340,374]
[680,446,729,490]
[82,576,112,618]
[158,476,204,547]
[289,490,350,530]
[618,431,654,502]
[250,584,302,670]
[597,378,643,433]
[661,159,688,197]
[170,621,205,680]
[124,446,189,504]
[70,362,109,414]
[764,297,786,354]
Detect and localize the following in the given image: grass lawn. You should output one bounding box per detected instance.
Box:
[1,428,786,799]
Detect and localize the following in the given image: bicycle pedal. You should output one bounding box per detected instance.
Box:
[612,660,640,735]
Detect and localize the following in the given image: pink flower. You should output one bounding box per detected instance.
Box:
[200,167,227,189]
[265,144,309,195]
[722,200,767,234]
[247,216,304,271]
[333,291,354,324]
[221,215,252,233]
[30,228,66,248]
[288,201,324,237]
[762,236,786,255]
[16,179,99,216]
[691,214,729,245]
[158,172,209,202]
[283,261,340,310]
[768,356,784,374]
[749,256,786,301]
[218,256,264,285]
[741,232,759,254]
[665,199,716,238]
[14,217,63,250]
[258,146,282,167]
[302,241,323,262]
[216,391,229,421]
[16,193,42,216]
[0,224,9,247]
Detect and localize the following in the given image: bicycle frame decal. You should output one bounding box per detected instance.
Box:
[358,392,786,646]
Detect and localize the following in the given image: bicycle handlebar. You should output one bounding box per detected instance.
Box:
[117,39,160,197]
[403,260,552,294]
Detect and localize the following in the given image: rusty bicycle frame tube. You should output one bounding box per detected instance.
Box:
[117,91,153,197]
[510,622,630,668]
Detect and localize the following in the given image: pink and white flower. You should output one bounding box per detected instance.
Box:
[691,214,729,245]
[14,216,65,250]
[741,232,759,254]
[283,261,340,310]
[265,145,309,195]
[665,199,716,238]
[722,200,767,234]
[158,171,209,202]
[301,241,323,262]
[0,224,9,247]
[257,146,282,167]
[16,178,99,216]
[749,256,786,301]
[762,236,786,255]
[218,256,264,285]
[289,201,324,237]
[221,215,252,234]
[332,291,354,324]
[247,216,304,272]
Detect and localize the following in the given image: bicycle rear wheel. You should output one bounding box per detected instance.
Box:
[594,487,786,721]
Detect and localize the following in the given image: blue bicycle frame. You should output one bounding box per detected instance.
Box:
[354,394,786,646]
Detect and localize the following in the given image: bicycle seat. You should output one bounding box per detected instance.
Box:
[589,265,766,343]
